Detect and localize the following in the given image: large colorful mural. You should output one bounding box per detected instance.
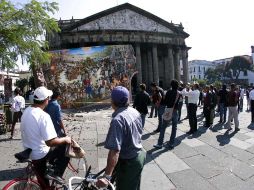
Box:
[43,45,136,108]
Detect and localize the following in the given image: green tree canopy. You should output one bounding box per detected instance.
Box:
[224,56,252,80]
[15,78,28,93]
[204,66,224,83]
[0,0,59,69]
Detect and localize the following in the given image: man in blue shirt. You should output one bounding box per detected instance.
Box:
[45,88,66,137]
[96,86,146,190]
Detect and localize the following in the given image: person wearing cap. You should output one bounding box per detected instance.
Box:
[45,88,66,137]
[133,83,151,128]
[20,86,71,189]
[96,86,146,190]
[10,87,25,139]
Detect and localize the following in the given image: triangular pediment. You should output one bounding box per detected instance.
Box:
[72,9,173,33]
[64,3,188,37]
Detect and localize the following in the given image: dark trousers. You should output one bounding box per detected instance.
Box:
[204,107,211,127]
[10,111,22,137]
[32,144,70,189]
[188,103,197,132]
[251,100,254,122]
[177,102,183,121]
[115,149,146,190]
[149,103,158,117]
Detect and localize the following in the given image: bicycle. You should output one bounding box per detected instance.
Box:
[3,149,115,190]
[3,148,88,190]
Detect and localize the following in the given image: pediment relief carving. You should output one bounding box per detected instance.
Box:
[72,9,173,34]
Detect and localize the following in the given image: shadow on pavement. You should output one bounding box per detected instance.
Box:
[216,129,237,146]
[210,123,224,132]
[0,138,20,143]
[0,168,25,181]
[96,141,105,147]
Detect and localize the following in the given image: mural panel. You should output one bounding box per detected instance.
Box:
[44,45,136,108]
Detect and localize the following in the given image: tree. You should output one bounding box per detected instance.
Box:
[15,78,28,93]
[0,0,59,86]
[224,56,252,80]
[204,66,224,84]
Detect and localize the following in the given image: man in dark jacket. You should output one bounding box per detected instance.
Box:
[133,83,151,128]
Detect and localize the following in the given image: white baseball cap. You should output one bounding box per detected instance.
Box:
[34,86,53,101]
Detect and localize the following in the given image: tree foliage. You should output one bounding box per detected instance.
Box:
[224,56,252,79]
[0,0,59,69]
[15,78,28,93]
[204,66,224,83]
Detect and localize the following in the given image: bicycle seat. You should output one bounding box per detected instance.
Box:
[14,148,32,163]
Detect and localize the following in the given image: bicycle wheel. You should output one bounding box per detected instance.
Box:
[3,178,41,190]
[63,157,88,181]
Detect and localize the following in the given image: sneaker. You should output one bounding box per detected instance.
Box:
[235,128,240,132]
[165,143,174,149]
[153,144,163,149]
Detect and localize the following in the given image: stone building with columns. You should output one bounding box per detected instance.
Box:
[47,3,190,90]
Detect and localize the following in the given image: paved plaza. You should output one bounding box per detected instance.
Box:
[1,102,254,189]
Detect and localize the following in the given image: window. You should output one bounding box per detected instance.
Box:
[244,70,247,76]
[199,75,201,79]
[199,66,201,72]
[193,67,195,72]
[204,67,205,72]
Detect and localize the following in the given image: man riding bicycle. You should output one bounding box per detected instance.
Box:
[20,86,71,189]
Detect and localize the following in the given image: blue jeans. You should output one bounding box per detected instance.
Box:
[219,103,227,122]
[141,113,146,128]
[157,105,166,131]
[157,110,178,145]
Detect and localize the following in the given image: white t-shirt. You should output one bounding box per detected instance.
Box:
[20,106,57,160]
[11,95,25,112]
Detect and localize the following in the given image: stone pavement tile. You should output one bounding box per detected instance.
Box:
[194,145,228,165]
[226,159,254,180]
[197,132,225,149]
[98,158,107,172]
[82,130,98,140]
[97,134,106,145]
[183,154,224,179]
[233,132,252,141]
[167,169,217,190]
[142,138,158,151]
[78,139,97,151]
[208,172,251,190]
[245,138,254,145]
[172,142,199,159]
[97,146,108,158]
[80,122,97,131]
[247,145,254,154]
[141,163,176,190]
[220,145,254,162]
[182,136,206,147]
[84,150,98,172]
[245,131,254,138]
[229,137,252,150]
[153,151,190,174]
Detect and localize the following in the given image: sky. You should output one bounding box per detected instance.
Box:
[15,0,254,70]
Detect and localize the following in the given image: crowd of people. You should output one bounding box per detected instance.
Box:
[132,80,252,151]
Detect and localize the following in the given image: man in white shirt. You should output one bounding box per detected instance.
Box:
[10,88,25,139]
[181,83,200,134]
[21,86,71,189]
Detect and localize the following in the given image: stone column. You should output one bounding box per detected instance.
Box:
[141,50,148,86]
[167,46,174,83]
[135,43,142,85]
[147,48,153,85]
[152,44,159,85]
[182,49,189,83]
[174,47,180,81]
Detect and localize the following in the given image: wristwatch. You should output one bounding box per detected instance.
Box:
[103,174,112,181]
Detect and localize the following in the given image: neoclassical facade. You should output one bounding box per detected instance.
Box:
[47,3,190,89]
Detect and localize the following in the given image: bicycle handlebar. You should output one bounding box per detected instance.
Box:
[68,176,115,190]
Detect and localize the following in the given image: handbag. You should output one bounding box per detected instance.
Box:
[65,139,86,158]
[162,92,179,121]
